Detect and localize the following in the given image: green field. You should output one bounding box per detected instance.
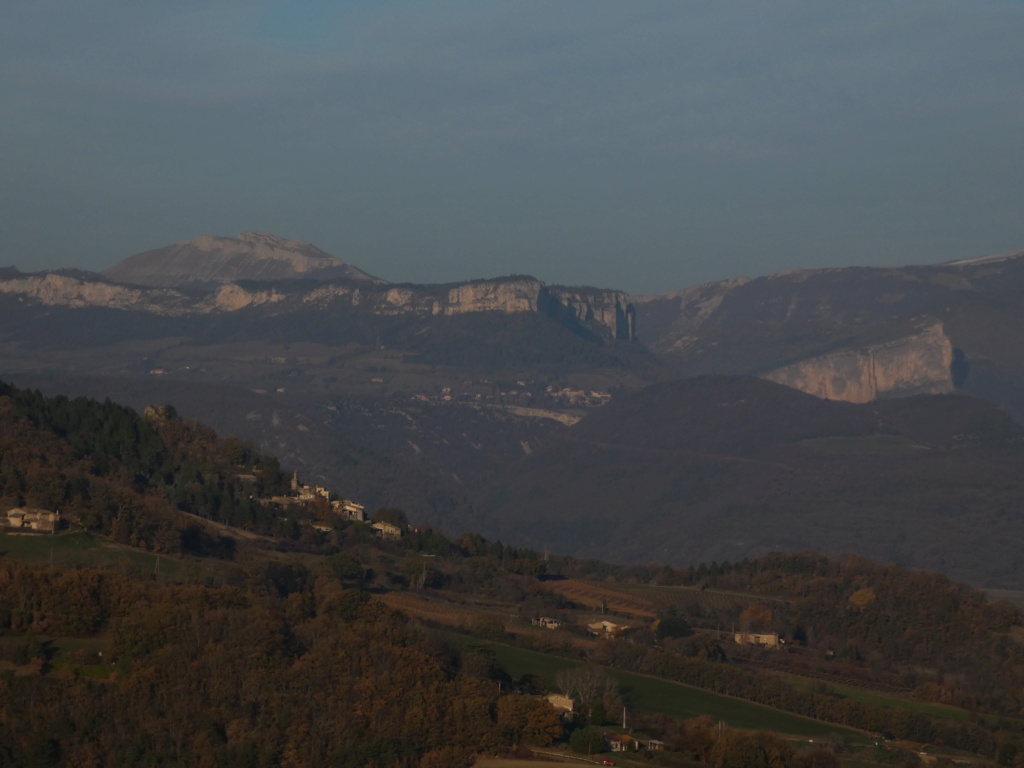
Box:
[0,633,114,679]
[798,435,928,454]
[780,674,969,722]
[459,637,869,746]
[0,532,209,580]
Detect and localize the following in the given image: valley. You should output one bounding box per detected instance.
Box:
[6,234,1024,589]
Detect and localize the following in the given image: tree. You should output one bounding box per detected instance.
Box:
[657,614,694,639]
[569,726,606,755]
[712,729,794,768]
[556,665,617,718]
[523,703,563,746]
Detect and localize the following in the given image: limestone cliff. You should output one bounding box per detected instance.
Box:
[440,279,542,315]
[0,272,192,313]
[0,270,633,339]
[761,321,954,403]
[548,287,636,340]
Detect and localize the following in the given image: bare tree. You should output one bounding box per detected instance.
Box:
[555,665,618,717]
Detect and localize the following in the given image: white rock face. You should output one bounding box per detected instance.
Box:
[761,321,954,403]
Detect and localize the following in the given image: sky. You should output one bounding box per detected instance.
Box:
[2,0,1023,295]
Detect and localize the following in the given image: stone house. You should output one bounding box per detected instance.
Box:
[331,499,366,522]
[372,521,402,539]
[5,508,59,532]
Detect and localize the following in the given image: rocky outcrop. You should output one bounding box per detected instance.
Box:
[103,231,383,286]
[761,321,954,403]
[211,284,287,311]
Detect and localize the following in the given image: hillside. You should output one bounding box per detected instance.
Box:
[480,376,1024,587]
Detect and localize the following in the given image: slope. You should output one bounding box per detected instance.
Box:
[482,376,1024,587]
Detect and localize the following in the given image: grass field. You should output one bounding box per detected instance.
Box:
[797,435,928,454]
[0,531,218,581]
[0,633,114,679]
[781,674,970,723]
[453,636,869,746]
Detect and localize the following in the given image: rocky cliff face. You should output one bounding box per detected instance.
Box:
[761,321,954,403]
[548,287,635,340]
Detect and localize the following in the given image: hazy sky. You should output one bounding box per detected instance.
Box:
[3,1,1023,294]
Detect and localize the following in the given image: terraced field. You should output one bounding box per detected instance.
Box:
[546,579,785,619]
[616,583,789,614]
[545,580,657,617]
[378,592,481,627]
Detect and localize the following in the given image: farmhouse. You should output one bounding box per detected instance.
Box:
[5,508,59,532]
[607,733,639,752]
[332,499,366,522]
[587,620,629,638]
[532,616,562,629]
[372,521,402,539]
[734,631,780,648]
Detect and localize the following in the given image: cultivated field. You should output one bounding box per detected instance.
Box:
[545,579,657,617]
[477,639,869,746]
[378,591,484,627]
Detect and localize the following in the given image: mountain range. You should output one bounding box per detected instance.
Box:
[4,231,1024,585]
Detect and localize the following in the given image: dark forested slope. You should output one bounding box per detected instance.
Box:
[482,376,1024,587]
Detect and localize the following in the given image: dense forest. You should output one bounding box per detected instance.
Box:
[0,561,549,767]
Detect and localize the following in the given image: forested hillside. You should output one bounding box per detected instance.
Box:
[0,381,291,555]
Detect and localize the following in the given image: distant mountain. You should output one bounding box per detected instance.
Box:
[103,230,384,286]
[634,248,1024,416]
[481,376,1024,587]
